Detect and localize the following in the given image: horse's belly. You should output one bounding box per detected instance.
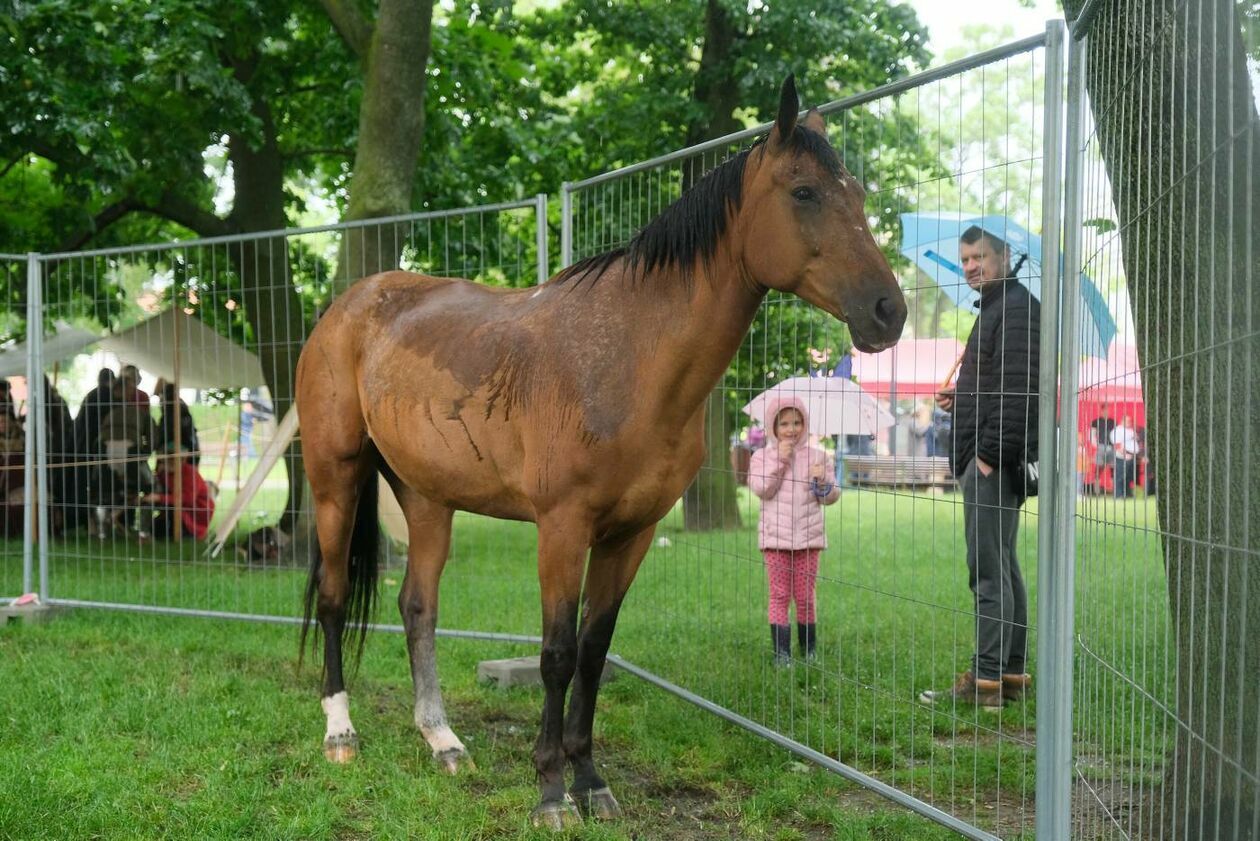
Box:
[596,446,702,535]
[368,410,535,521]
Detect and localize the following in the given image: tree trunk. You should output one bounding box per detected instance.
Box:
[679,0,743,531]
[683,389,743,531]
[226,84,309,536]
[1063,2,1259,836]
[283,0,436,556]
[334,0,436,293]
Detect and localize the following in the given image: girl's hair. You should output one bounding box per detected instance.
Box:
[774,406,803,426]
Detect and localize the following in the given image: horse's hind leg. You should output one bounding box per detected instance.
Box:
[310,472,373,763]
[563,524,655,820]
[389,481,472,773]
[297,316,381,764]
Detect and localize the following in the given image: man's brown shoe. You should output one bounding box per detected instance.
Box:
[1002,673,1032,703]
[918,671,1004,712]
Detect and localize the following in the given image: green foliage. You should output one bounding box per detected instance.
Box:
[527,0,932,175]
[0,0,953,376]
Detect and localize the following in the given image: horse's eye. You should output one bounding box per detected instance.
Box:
[792,186,818,203]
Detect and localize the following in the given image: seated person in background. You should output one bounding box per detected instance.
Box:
[139,442,215,540]
[0,410,23,454]
[73,368,116,459]
[119,364,150,407]
[0,378,15,422]
[97,375,156,531]
[0,412,25,537]
[155,379,201,466]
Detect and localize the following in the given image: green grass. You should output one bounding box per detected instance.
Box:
[0,487,1171,839]
[0,611,967,840]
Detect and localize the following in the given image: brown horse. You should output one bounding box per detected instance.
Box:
[296,76,905,829]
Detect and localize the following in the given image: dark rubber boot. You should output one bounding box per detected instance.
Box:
[771,624,791,666]
[797,623,817,661]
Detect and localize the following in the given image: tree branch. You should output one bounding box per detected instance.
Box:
[0,153,26,180]
[140,191,234,239]
[54,191,232,253]
[318,0,374,59]
[55,198,141,252]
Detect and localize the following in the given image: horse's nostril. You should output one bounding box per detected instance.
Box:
[873,296,898,328]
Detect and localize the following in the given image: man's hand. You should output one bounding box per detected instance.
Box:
[976,458,993,477]
[935,387,955,412]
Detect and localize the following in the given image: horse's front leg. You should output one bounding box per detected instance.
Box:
[563,524,655,820]
[530,511,591,830]
[394,490,472,773]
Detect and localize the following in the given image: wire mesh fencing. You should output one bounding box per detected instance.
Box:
[16,199,547,634]
[1,254,29,599]
[1064,1,1259,839]
[563,28,1062,840]
[6,7,1253,838]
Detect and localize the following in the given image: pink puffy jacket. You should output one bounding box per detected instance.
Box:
[748,396,840,550]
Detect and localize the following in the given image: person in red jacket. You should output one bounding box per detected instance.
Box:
[138,441,215,541]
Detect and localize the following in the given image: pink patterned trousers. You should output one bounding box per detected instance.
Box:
[763,548,820,625]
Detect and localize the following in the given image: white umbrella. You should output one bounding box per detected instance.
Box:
[743,376,894,437]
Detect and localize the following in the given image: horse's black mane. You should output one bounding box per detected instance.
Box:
[555,124,843,290]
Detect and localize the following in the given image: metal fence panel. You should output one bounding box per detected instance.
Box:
[564,30,1062,840]
[18,200,546,635]
[1068,1,1259,838]
[1,254,29,599]
[10,8,1251,835]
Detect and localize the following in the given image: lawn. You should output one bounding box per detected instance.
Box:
[0,485,1169,839]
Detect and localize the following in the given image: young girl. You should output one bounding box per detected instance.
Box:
[748,398,840,664]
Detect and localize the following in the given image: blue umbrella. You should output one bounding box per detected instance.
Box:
[900,212,1117,357]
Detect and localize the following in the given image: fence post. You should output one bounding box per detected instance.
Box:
[1035,19,1080,841]
[22,252,50,601]
[560,183,573,269]
[534,193,549,285]
[21,254,35,596]
[1033,16,1067,841]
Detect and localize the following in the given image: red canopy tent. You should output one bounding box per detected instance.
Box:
[1076,344,1146,493]
[1077,343,1145,432]
[851,338,965,398]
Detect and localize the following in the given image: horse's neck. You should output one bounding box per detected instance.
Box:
[624,253,765,427]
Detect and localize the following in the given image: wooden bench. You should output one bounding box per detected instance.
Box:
[843,455,954,489]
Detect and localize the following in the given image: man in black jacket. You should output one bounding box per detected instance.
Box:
[919,225,1040,711]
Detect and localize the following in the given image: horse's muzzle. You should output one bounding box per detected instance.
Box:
[847,284,907,352]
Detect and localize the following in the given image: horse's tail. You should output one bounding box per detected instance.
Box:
[300,464,382,676]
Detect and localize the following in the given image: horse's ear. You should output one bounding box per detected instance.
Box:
[774,74,799,144]
[802,107,825,135]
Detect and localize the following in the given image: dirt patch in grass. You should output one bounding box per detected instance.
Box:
[1073,775,1166,841]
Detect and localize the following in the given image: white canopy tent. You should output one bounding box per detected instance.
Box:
[0,309,266,389]
[0,323,102,378]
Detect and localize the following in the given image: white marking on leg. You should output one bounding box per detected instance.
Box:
[420,722,466,755]
[322,691,356,742]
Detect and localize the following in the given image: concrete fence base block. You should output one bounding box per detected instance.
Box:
[1,602,62,625]
[477,655,617,689]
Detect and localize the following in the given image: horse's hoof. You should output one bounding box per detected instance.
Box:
[433,747,476,775]
[572,786,622,820]
[323,732,359,764]
[529,794,582,830]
